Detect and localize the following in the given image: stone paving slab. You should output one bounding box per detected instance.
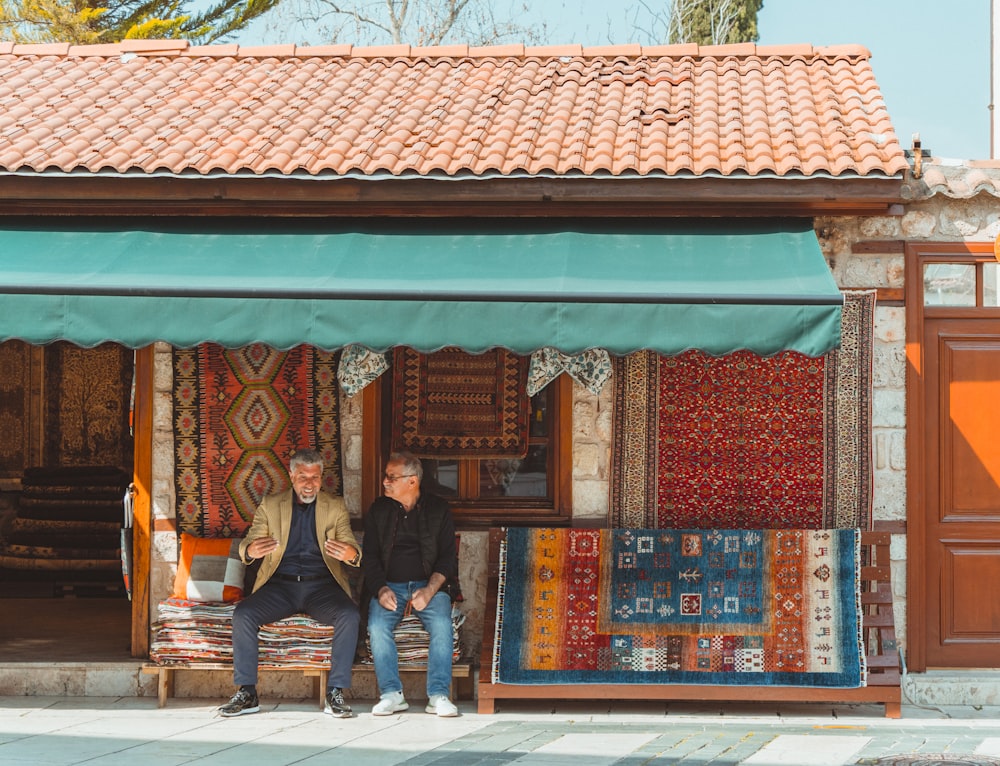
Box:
[1,698,1000,766]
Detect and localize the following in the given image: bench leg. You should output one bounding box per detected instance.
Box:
[303,669,328,711]
[158,668,173,709]
[884,699,902,719]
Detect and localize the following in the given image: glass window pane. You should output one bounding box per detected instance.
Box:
[529,392,548,437]
[478,446,548,498]
[985,263,1000,307]
[923,263,976,306]
[421,459,458,497]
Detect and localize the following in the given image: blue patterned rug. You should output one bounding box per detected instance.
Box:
[493,527,865,688]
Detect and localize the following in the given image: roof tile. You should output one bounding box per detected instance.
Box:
[0,42,908,179]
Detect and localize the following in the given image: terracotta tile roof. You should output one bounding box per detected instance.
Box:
[904,159,1000,201]
[0,40,908,179]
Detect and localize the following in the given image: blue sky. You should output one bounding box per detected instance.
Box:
[239,0,991,159]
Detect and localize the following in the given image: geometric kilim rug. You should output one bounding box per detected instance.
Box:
[611,291,874,530]
[493,527,866,688]
[391,347,530,459]
[172,344,342,538]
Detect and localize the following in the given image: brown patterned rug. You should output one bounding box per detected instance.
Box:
[391,347,530,458]
[172,344,341,538]
[0,340,32,482]
[43,342,133,471]
[611,291,874,530]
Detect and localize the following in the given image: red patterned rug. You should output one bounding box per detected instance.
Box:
[172,344,341,538]
[391,347,530,458]
[611,291,874,530]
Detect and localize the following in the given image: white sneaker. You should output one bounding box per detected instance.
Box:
[425,694,459,717]
[372,691,408,716]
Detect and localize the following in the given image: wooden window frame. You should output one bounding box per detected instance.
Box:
[361,372,573,529]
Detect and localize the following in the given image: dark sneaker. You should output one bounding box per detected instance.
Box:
[218,688,259,717]
[324,687,354,718]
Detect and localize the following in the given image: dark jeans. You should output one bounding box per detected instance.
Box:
[232,577,359,690]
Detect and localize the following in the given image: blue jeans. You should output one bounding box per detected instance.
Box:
[368,580,453,698]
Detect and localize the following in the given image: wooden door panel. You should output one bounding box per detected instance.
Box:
[942,542,1000,637]
[940,339,1000,517]
[923,322,1000,667]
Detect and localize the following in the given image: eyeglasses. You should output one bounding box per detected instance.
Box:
[383,474,416,482]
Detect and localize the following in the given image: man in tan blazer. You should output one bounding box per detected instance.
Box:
[218,448,361,718]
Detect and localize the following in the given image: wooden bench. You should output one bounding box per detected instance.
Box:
[142,661,472,709]
[478,527,902,718]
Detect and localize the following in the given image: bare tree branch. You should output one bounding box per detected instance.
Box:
[253,0,538,47]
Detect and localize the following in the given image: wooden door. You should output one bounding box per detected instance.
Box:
[909,242,1000,670]
[921,318,1000,667]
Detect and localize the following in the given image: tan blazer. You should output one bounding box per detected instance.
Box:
[238,489,361,598]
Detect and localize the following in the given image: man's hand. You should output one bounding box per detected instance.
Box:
[324,539,358,563]
[377,586,397,611]
[409,585,435,611]
[246,536,279,559]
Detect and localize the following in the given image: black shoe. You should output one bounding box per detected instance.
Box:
[324,687,353,718]
[219,688,260,717]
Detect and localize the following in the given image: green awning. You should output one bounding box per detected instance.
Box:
[0,218,842,356]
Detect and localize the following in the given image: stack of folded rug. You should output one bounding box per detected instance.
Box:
[0,466,128,589]
[150,597,465,667]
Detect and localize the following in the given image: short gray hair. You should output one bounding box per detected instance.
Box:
[289,448,324,473]
[388,450,422,481]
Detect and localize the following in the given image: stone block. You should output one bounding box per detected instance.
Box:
[889,430,906,470]
[596,406,613,442]
[573,400,596,437]
[858,216,901,239]
[573,479,609,518]
[153,350,173,391]
[904,671,1000,706]
[873,432,888,470]
[344,433,362,471]
[573,443,600,476]
[874,307,904,342]
[901,209,936,238]
[872,389,905,428]
[873,428,907,471]
[843,256,894,287]
[341,473,361,516]
[940,201,984,237]
[889,534,907,562]
[872,468,906,520]
[872,342,905,389]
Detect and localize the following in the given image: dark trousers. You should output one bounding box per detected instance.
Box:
[232,577,359,690]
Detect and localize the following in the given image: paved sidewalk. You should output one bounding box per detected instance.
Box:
[2,696,1000,765]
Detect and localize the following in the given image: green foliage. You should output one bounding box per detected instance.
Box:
[670,0,763,45]
[0,0,278,44]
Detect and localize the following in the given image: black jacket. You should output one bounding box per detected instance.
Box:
[361,491,457,596]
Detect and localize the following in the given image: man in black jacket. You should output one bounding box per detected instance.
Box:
[362,450,459,717]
